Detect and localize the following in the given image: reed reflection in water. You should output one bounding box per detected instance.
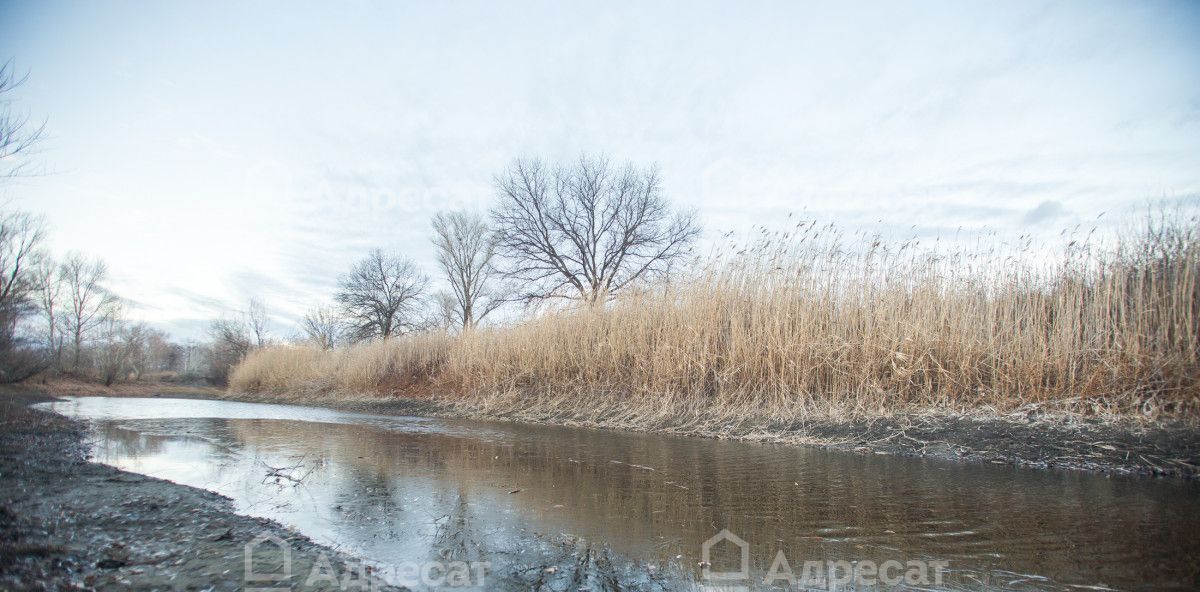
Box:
[48,397,1200,591]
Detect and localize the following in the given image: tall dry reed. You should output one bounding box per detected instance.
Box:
[230,212,1199,425]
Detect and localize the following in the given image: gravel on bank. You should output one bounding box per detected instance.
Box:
[0,392,407,591]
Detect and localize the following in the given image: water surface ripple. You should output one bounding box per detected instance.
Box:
[41,396,1200,591]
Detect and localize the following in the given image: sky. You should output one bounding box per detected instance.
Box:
[1,0,1198,339]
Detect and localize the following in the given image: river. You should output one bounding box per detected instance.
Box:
[40,396,1199,591]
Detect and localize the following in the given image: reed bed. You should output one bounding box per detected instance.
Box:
[230,212,1200,426]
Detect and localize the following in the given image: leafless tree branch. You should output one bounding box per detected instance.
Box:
[0,59,46,180]
[59,252,119,372]
[301,304,342,349]
[431,210,506,329]
[335,249,428,341]
[490,155,700,305]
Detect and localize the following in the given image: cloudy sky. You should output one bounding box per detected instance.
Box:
[1,1,1198,338]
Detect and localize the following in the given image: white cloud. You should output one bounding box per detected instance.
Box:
[1,0,1197,338]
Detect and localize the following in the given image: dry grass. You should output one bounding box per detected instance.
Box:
[231,212,1200,427]
[230,332,454,400]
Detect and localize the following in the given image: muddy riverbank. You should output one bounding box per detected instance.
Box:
[0,393,406,591]
[222,391,1200,479]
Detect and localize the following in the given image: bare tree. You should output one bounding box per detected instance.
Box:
[0,209,46,334]
[432,292,458,331]
[59,252,118,372]
[0,65,47,341]
[209,298,268,361]
[142,328,177,375]
[0,60,45,179]
[0,62,49,381]
[206,307,258,387]
[95,305,146,387]
[431,211,505,329]
[335,249,427,342]
[210,317,251,359]
[0,208,49,381]
[491,155,700,305]
[245,297,269,348]
[33,256,62,365]
[301,304,342,350]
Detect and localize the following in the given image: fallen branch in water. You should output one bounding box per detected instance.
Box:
[260,456,317,487]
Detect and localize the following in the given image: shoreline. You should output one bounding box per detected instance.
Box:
[218,390,1200,480]
[11,377,1200,480]
[0,391,405,591]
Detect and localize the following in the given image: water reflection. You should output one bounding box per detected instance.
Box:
[44,397,1200,590]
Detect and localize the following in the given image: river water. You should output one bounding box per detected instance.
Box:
[40,396,1199,591]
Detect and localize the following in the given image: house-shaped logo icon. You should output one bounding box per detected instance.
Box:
[701,528,750,586]
[244,532,292,591]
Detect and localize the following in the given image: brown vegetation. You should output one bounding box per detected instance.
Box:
[232,211,1199,427]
